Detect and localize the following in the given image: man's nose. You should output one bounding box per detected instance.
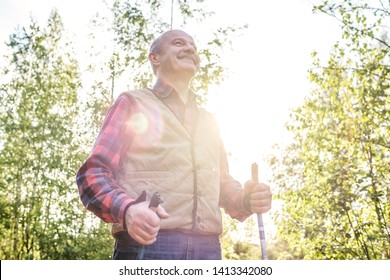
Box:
[183,43,196,53]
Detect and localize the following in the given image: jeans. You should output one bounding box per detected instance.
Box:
[112,231,222,260]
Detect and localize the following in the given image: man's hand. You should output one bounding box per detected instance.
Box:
[125,201,169,245]
[244,180,272,214]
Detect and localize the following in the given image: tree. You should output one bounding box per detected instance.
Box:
[0,10,113,259]
[269,0,389,259]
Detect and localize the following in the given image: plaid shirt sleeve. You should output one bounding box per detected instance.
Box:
[76,94,135,226]
[219,143,252,222]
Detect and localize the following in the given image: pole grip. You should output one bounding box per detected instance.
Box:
[251,162,259,183]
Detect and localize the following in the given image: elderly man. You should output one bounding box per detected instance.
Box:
[76,29,272,260]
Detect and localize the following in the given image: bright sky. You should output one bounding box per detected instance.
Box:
[0,0,341,240]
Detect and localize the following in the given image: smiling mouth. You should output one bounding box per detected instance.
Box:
[179,56,195,63]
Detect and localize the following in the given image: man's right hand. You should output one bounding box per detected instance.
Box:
[125,201,169,245]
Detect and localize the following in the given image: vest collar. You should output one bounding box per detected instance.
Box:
[152,79,197,104]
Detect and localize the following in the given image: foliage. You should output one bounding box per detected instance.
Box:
[0,10,114,259]
[269,0,389,259]
[220,214,260,260]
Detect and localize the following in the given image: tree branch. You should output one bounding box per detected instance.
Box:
[318,6,390,49]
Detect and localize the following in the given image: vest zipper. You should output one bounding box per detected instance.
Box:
[190,106,199,232]
[190,135,198,231]
[149,87,200,231]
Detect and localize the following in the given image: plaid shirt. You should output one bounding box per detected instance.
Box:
[76,80,251,229]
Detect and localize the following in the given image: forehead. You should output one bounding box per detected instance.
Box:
[161,30,196,45]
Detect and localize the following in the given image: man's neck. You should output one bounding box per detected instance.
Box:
[173,81,191,104]
[158,75,191,104]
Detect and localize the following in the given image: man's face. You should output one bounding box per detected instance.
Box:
[153,30,200,79]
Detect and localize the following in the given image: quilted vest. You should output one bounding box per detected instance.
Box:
[115,89,223,235]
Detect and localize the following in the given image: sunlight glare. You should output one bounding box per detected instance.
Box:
[129,112,149,134]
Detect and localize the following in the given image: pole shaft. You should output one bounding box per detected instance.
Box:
[251,163,268,260]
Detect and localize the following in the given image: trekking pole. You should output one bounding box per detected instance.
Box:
[251,162,268,260]
[136,192,163,260]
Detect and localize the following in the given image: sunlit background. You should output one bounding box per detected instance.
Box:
[0,0,341,239]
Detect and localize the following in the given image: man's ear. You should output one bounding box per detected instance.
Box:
[149,53,160,67]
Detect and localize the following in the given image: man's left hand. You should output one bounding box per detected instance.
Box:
[244,181,272,214]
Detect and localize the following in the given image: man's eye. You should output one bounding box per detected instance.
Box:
[174,41,183,46]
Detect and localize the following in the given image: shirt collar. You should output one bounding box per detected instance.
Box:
[152,79,197,104]
[152,79,175,98]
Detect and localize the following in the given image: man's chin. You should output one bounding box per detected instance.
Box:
[178,67,198,77]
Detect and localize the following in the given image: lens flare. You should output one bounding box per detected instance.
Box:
[129,112,149,134]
